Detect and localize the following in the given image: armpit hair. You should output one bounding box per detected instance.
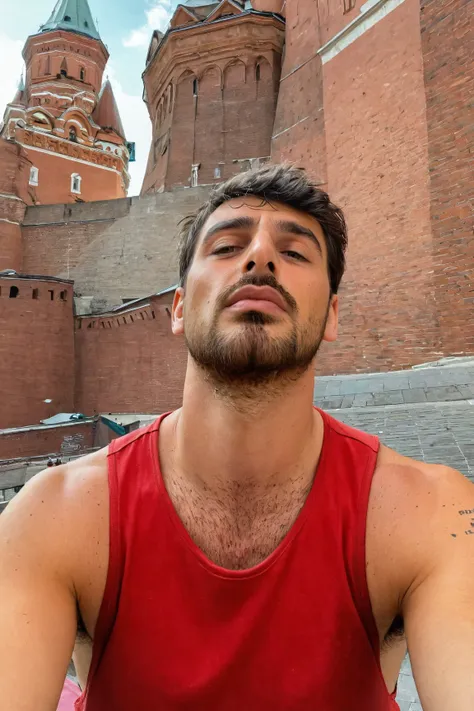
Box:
[381,614,405,650]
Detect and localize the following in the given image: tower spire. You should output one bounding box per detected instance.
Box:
[39,0,101,41]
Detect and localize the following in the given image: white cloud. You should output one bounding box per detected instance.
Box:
[122,1,174,49]
[107,64,151,197]
[123,28,150,48]
[0,34,25,124]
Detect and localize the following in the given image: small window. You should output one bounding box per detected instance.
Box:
[193,78,198,96]
[69,126,77,142]
[191,164,199,187]
[214,166,221,179]
[60,68,67,76]
[343,0,356,12]
[64,14,71,21]
[60,290,67,302]
[80,67,85,81]
[29,166,39,186]
[256,64,261,81]
[32,288,39,299]
[9,286,19,298]
[84,20,89,27]
[71,173,82,194]
[48,289,54,301]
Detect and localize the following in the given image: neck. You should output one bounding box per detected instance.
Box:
[169,359,321,492]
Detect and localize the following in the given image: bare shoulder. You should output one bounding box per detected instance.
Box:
[367,445,474,597]
[0,447,110,603]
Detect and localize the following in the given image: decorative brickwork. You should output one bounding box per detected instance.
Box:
[141,5,284,193]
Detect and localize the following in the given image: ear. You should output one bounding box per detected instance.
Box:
[171,287,185,335]
[322,294,338,343]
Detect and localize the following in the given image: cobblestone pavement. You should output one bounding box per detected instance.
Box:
[315,360,474,709]
[330,400,474,479]
[314,360,474,412]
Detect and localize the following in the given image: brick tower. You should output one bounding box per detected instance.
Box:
[141,0,285,194]
[0,0,130,207]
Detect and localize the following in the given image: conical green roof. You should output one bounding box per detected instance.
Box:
[39,0,101,40]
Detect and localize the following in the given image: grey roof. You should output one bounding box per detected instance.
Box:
[39,0,101,40]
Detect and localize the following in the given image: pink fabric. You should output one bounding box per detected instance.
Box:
[57,678,81,710]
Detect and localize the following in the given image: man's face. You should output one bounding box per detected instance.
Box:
[172,196,338,384]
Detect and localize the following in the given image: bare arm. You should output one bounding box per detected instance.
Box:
[402,466,474,710]
[0,468,80,710]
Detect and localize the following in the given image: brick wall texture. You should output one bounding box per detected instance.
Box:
[141,13,284,193]
[0,277,75,428]
[74,297,187,415]
[273,0,473,374]
[0,422,95,461]
[420,0,474,356]
[22,187,210,309]
[316,0,438,374]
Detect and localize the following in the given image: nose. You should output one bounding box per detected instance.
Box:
[242,230,277,276]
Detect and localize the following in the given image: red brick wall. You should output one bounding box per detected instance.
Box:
[19,146,125,205]
[0,139,29,271]
[142,15,284,193]
[0,421,95,461]
[166,72,197,189]
[421,0,474,356]
[0,278,75,428]
[315,0,438,374]
[74,298,186,415]
[271,0,327,185]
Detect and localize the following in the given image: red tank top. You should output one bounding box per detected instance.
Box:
[76,409,400,711]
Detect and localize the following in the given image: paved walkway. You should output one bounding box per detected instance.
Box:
[314,359,474,411]
[314,359,474,709]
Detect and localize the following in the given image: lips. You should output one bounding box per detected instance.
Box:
[226,285,289,313]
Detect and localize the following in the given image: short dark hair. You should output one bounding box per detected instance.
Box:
[177,163,348,294]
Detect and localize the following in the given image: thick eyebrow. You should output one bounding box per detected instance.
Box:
[275,220,322,255]
[201,216,322,255]
[201,217,256,245]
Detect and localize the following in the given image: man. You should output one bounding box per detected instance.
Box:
[1,164,473,711]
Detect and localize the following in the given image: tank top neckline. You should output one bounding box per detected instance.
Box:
[149,408,330,581]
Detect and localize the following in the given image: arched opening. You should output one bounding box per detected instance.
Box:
[256,64,261,82]
[193,78,198,97]
[9,286,19,298]
[69,126,77,142]
[80,67,86,81]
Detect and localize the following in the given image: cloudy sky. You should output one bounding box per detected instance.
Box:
[0,0,179,195]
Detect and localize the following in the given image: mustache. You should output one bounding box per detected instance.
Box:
[216,274,298,314]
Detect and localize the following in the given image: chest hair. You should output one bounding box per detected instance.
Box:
[165,471,313,570]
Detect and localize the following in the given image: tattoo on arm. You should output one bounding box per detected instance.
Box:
[454,509,474,537]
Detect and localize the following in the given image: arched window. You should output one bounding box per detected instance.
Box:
[193,78,198,97]
[71,173,82,194]
[9,286,19,298]
[69,126,77,142]
[80,67,86,81]
[256,63,261,81]
[29,166,39,186]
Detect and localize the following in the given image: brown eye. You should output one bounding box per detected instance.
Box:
[283,250,307,261]
[213,245,239,255]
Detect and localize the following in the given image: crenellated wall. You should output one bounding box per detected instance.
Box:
[0,275,75,428]
[74,293,186,416]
